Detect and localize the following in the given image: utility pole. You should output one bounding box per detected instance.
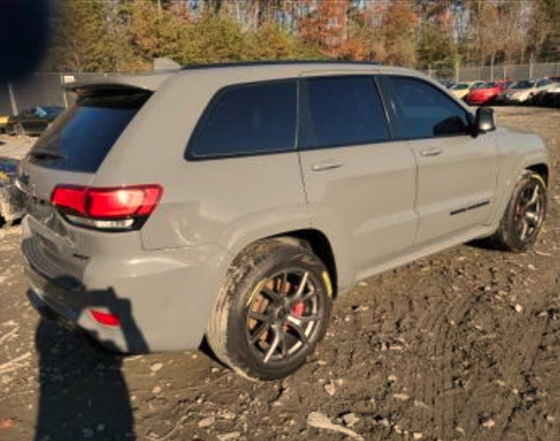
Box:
[7,82,18,116]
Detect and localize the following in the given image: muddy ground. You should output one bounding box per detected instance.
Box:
[1,107,560,441]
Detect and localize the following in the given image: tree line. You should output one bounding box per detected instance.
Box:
[46,0,560,74]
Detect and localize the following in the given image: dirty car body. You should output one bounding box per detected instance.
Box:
[18,62,549,380]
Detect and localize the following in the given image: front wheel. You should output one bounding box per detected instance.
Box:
[207,240,333,381]
[492,171,547,252]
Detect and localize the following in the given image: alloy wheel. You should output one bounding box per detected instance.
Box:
[514,179,545,243]
[246,268,322,364]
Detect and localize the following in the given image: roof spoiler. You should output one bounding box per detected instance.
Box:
[152,57,181,71]
[66,83,150,96]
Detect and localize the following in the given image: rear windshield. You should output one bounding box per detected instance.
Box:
[28,91,150,173]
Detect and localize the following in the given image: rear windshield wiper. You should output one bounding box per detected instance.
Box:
[28,150,67,161]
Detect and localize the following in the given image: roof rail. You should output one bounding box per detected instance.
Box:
[180,60,383,71]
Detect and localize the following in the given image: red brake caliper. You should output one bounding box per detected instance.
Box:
[291,302,305,317]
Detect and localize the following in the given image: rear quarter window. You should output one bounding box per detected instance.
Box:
[28,92,150,173]
[187,80,297,159]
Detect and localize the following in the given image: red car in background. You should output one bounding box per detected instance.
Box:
[465,80,513,105]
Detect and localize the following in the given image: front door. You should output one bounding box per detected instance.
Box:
[379,75,498,246]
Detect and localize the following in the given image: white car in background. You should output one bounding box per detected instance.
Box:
[543,81,560,96]
[499,78,555,104]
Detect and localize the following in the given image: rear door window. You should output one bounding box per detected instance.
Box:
[28,91,149,173]
[300,76,390,149]
[188,80,297,159]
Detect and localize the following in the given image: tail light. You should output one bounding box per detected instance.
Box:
[51,184,163,231]
[88,309,121,327]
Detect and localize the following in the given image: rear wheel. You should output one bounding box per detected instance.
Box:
[493,171,547,252]
[207,240,333,381]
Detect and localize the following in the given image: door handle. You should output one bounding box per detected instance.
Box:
[311,161,344,172]
[421,148,443,157]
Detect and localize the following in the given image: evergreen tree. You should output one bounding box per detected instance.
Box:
[47,0,116,72]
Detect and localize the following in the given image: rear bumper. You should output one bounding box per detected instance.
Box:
[24,261,137,353]
[26,288,83,335]
[22,220,230,353]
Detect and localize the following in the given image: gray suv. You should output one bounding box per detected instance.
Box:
[19,62,548,381]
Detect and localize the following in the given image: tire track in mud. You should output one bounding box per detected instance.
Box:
[410,285,480,440]
[489,285,560,441]
[409,273,553,441]
[481,262,560,441]
[473,293,545,441]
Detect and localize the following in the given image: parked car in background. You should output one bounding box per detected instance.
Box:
[498,78,555,104]
[7,106,64,136]
[528,77,560,106]
[449,81,486,100]
[0,114,9,134]
[0,157,25,227]
[437,79,455,89]
[465,80,512,105]
[540,86,560,107]
[495,79,535,104]
[18,62,549,381]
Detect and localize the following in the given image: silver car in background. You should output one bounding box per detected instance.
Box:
[498,78,555,104]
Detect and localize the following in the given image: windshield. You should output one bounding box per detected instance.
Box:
[482,82,497,88]
[512,80,535,89]
[451,83,470,90]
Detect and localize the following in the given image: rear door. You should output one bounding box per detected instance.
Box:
[297,74,418,276]
[379,75,498,246]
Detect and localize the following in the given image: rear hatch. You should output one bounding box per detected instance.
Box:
[19,85,153,285]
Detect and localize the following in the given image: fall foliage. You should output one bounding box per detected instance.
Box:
[45,0,560,73]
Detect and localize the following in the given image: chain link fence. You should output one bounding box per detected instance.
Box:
[426,62,560,82]
[2,62,560,116]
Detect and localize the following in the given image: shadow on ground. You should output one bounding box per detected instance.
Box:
[33,287,146,441]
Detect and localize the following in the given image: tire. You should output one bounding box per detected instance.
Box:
[492,171,547,252]
[207,240,333,381]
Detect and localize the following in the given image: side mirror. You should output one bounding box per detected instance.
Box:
[471,107,495,137]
